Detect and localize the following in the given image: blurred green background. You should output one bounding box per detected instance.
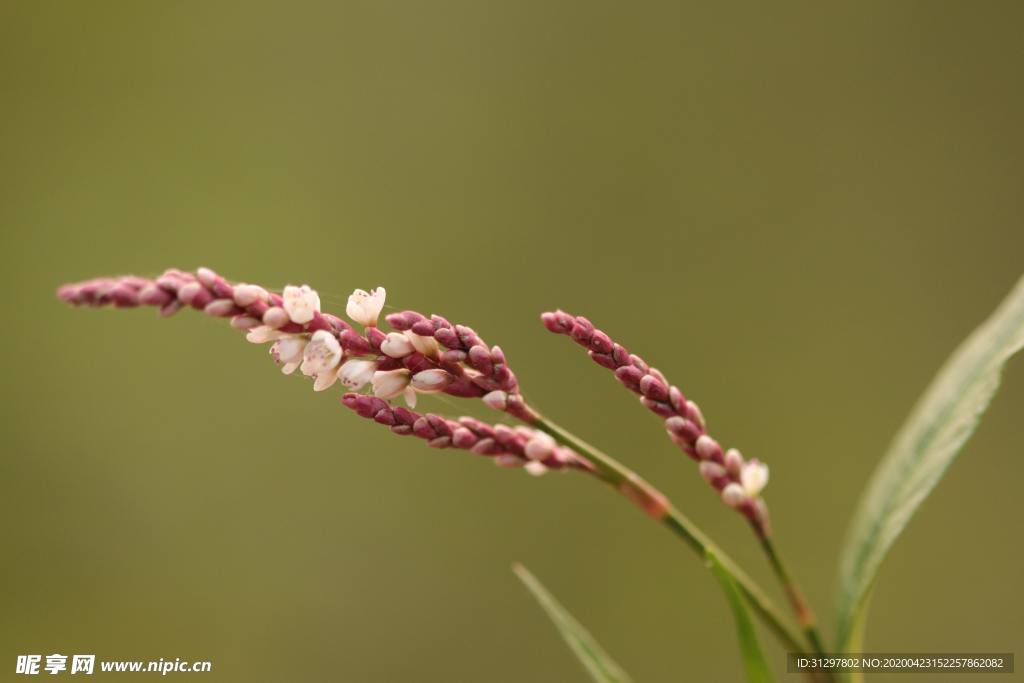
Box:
[2,1,1022,681]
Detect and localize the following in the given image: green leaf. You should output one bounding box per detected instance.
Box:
[836,274,1024,649]
[706,551,776,683]
[513,564,633,683]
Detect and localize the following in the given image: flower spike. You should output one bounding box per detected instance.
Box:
[541,309,771,533]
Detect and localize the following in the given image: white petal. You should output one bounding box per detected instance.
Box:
[381,332,414,358]
[313,368,340,392]
[281,361,300,375]
[406,331,438,356]
[282,284,320,324]
[403,386,418,408]
[275,337,307,364]
[246,326,283,344]
[740,461,769,497]
[371,369,410,399]
[338,359,378,390]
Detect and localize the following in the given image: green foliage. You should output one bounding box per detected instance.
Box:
[836,274,1024,649]
[513,564,633,683]
[707,551,776,683]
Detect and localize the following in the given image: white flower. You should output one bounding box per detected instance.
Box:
[246,325,285,344]
[405,331,439,356]
[380,332,414,358]
[410,369,451,393]
[346,287,386,327]
[338,359,378,390]
[740,460,769,497]
[300,330,342,377]
[282,284,320,324]
[271,337,307,375]
[371,368,411,400]
[313,367,340,392]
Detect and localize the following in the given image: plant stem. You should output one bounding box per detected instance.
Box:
[532,414,808,655]
[757,533,829,660]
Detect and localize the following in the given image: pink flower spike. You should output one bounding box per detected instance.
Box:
[543,308,771,526]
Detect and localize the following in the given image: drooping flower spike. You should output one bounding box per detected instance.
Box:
[56,267,543,467]
[541,309,770,533]
[341,394,591,476]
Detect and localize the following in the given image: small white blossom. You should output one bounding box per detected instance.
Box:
[282,284,320,324]
[410,369,451,393]
[347,287,386,327]
[740,460,769,497]
[381,332,415,358]
[371,368,411,400]
[338,358,378,390]
[300,330,342,377]
[405,331,439,356]
[246,325,285,344]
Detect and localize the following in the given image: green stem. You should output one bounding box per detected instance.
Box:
[757,533,829,660]
[533,414,808,656]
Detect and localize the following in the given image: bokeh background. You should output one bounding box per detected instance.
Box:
[2,1,1022,681]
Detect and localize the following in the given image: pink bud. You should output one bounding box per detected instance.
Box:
[262,306,290,329]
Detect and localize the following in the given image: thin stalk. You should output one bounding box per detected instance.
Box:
[533,414,807,655]
[757,533,829,659]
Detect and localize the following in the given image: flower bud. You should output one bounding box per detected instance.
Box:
[371,369,411,400]
[524,433,556,461]
[381,332,415,358]
[695,435,723,462]
[283,284,320,324]
[721,483,747,509]
[482,390,509,410]
[410,369,451,393]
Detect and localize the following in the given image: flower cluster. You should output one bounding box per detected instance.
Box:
[342,394,590,476]
[541,310,770,531]
[56,267,553,474]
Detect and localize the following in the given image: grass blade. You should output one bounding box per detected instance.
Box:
[513,564,633,683]
[836,274,1024,649]
[707,551,776,683]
